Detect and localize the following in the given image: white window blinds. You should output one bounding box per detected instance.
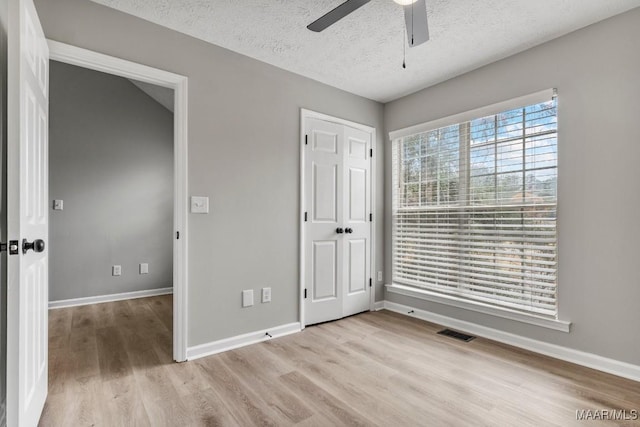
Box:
[392,95,558,317]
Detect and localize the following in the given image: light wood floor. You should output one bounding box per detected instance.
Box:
[40,296,640,426]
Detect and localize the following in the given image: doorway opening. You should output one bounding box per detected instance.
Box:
[48,41,188,362]
[48,59,175,369]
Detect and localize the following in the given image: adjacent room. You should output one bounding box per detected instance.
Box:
[0,0,639,425]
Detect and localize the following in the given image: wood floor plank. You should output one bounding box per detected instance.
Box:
[103,377,152,427]
[196,356,281,426]
[41,298,640,426]
[279,371,375,427]
[70,304,97,330]
[180,387,240,427]
[147,295,173,332]
[96,326,134,381]
[219,350,314,424]
[48,308,72,340]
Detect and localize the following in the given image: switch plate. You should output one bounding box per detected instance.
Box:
[242,290,254,307]
[112,265,122,276]
[53,200,63,210]
[140,263,149,274]
[190,196,209,214]
[377,271,383,282]
[262,287,271,303]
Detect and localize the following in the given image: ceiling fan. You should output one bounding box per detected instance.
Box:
[307,0,429,48]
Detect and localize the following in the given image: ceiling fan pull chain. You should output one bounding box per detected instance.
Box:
[403,28,407,69]
[411,1,415,45]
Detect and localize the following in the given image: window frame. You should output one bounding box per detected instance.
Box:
[388,89,570,332]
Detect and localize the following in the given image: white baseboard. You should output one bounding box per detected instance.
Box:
[382,301,640,383]
[373,301,385,311]
[49,287,173,309]
[186,322,301,361]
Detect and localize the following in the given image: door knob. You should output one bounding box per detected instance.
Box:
[22,238,45,255]
[336,228,344,234]
[345,228,353,234]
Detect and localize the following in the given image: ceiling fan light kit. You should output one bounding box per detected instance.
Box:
[307,0,429,50]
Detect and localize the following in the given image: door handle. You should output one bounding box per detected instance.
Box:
[336,228,344,234]
[22,238,45,255]
[345,228,353,234]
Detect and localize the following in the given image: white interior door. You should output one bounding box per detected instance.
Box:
[342,126,371,317]
[304,118,344,325]
[6,0,49,425]
[303,116,371,326]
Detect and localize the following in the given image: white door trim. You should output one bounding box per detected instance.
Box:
[299,109,376,328]
[47,40,189,362]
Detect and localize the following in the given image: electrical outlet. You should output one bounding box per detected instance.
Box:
[377,271,383,282]
[139,263,149,274]
[190,196,209,214]
[112,265,122,276]
[242,290,254,307]
[53,200,64,210]
[262,287,271,303]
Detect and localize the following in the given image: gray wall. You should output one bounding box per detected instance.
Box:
[35,0,386,346]
[49,61,173,301]
[385,8,640,365]
[0,0,7,422]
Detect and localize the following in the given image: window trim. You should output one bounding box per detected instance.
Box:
[386,283,570,332]
[389,89,565,329]
[389,89,555,141]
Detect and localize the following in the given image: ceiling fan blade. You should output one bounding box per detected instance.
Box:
[307,0,371,32]
[404,0,429,47]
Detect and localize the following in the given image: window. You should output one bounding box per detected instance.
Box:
[392,93,558,317]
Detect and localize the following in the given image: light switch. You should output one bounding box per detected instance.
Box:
[53,200,63,211]
[112,265,122,276]
[190,196,209,214]
[139,263,149,274]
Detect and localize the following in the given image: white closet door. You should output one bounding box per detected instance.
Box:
[303,117,371,326]
[304,118,345,325]
[342,126,371,317]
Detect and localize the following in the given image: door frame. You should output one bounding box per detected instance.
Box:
[299,108,376,328]
[47,40,189,362]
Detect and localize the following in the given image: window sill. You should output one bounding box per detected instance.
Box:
[385,284,571,333]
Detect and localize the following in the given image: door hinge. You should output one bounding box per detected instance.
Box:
[370,148,373,158]
[304,288,308,299]
[305,135,308,145]
[369,278,372,288]
[176,231,180,239]
[369,213,373,222]
[304,212,308,222]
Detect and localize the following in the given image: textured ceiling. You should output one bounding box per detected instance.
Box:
[91,0,640,102]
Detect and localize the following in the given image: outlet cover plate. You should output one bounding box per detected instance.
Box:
[112,265,122,276]
[262,287,271,303]
[242,289,254,307]
[190,196,209,214]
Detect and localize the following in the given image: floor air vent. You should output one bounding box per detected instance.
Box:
[437,329,476,342]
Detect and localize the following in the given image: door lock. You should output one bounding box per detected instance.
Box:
[1,240,20,255]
